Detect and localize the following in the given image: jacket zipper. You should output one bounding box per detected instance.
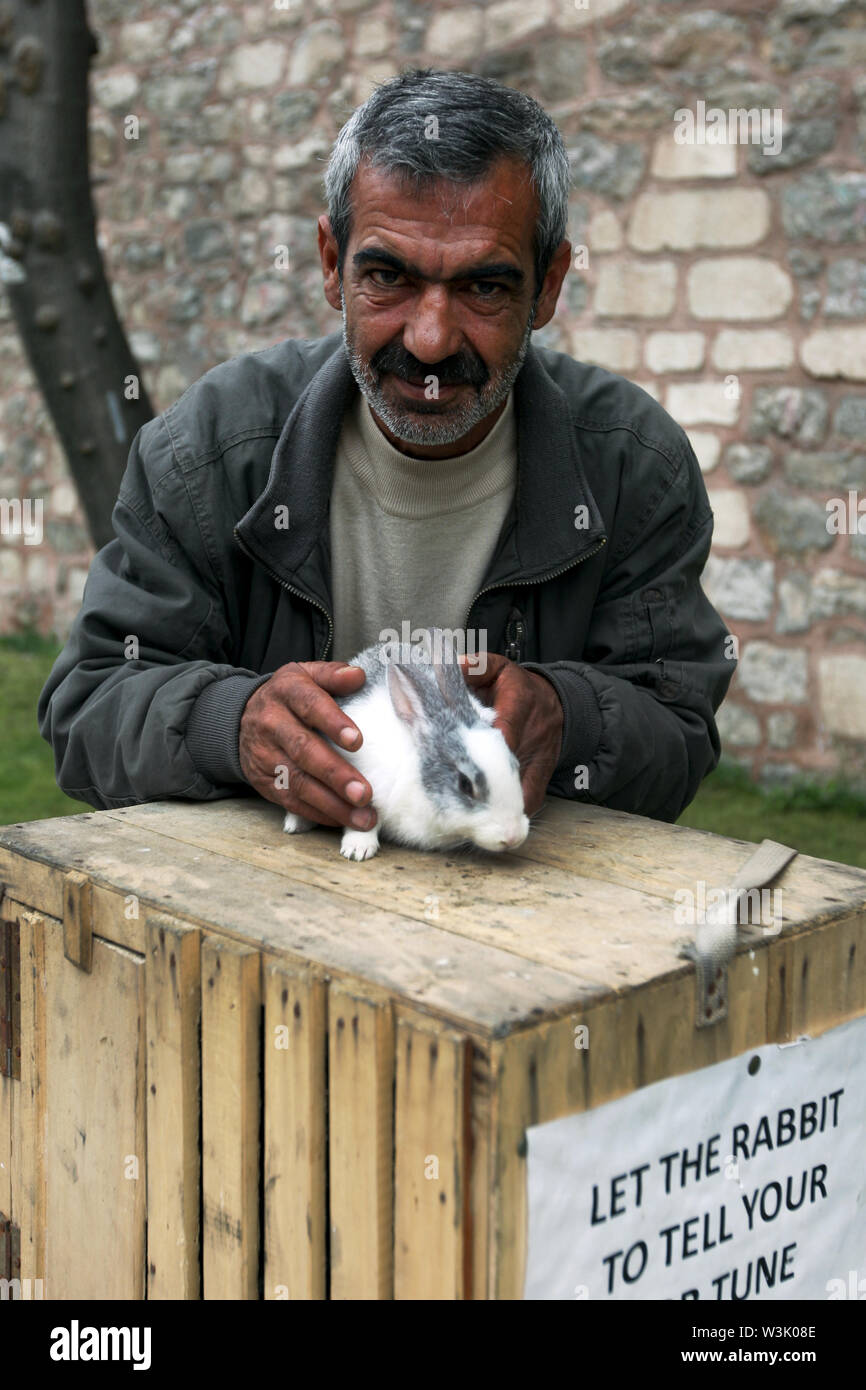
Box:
[465,537,607,660]
[233,526,335,660]
[235,526,607,664]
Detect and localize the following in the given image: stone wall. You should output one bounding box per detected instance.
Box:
[1,0,865,787]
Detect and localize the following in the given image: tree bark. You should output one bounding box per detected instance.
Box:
[0,0,155,549]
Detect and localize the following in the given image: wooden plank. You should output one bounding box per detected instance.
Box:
[145,913,201,1300]
[62,869,92,973]
[102,805,691,989]
[86,802,757,993]
[0,896,18,1269]
[43,922,146,1298]
[201,936,261,1300]
[262,957,326,1301]
[12,910,48,1291]
[96,801,866,999]
[517,798,866,919]
[766,909,866,1044]
[105,796,866,923]
[0,809,597,1035]
[467,1042,493,1299]
[393,1007,468,1300]
[328,981,394,1299]
[0,897,17,1241]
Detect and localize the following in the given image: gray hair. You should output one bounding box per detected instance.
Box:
[324,68,571,296]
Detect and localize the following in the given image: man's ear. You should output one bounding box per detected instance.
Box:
[532,239,573,331]
[318,215,343,313]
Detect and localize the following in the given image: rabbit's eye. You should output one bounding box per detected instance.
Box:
[458,773,475,799]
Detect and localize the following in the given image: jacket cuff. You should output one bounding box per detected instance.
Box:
[185,671,273,787]
[519,661,603,779]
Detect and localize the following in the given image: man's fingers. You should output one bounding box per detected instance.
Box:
[286,797,342,829]
[274,662,367,751]
[282,768,378,830]
[457,651,505,689]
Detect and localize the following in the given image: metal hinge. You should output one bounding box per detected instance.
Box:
[678,840,798,1029]
[0,885,20,1081]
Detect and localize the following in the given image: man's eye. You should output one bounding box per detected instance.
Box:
[471,281,505,298]
[369,268,404,287]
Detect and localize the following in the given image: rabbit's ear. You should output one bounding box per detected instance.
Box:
[387,661,429,728]
[432,638,484,727]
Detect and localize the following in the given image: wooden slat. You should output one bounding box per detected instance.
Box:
[201,936,261,1300]
[43,922,145,1298]
[328,981,394,1299]
[263,957,326,1301]
[0,809,597,1035]
[102,796,866,935]
[84,803,755,994]
[145,913,201,1299]
[393,1008,468,1300]
[0,897,16,1235]
[62,869,92,973]
[12,910,48,1291]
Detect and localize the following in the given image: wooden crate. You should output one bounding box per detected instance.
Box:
[0,797,864,1300]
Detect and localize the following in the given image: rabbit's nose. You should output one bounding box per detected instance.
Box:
[500,826,527,849]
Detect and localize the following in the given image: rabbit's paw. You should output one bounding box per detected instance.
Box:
[340,827,380,861]
[283,812,316,834]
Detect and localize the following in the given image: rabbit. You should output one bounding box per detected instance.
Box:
[283,628,530,861]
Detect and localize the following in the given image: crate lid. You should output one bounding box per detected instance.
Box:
[1,797,864,1038]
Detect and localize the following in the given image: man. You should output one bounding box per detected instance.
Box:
[39,68,734,831]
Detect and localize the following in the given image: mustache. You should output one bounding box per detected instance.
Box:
[370,342,489,388]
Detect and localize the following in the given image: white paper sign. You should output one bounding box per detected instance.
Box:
[524,1014,866,1300]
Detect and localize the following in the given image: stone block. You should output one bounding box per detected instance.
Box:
[667,382,740,427]
[571,329,640,372]
[650,137,737,180]
[801,329,866,382]
[628,190,769,253]
[688,258,793,319]
[595,260,677,317]
[819,655,866,739]
[711,331,794,372]
[738,641,808,704]
[645,332,706,373]
[707,490,750,547]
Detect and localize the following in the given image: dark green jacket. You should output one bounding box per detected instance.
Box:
[38,330,735,821]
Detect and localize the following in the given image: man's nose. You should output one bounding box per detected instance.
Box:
[401,285,463,366]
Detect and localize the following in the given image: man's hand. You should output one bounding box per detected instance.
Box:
[458,653,564,816]
[239,661,378,830]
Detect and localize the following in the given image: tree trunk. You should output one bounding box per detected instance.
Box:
[0,0,155,549]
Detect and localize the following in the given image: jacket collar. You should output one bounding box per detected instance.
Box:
[235,336,606,606]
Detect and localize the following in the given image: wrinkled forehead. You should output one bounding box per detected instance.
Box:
[345,155,538,270]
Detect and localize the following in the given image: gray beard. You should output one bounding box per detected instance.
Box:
[340,292,537,448]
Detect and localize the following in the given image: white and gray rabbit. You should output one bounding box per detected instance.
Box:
[283,628,530,861]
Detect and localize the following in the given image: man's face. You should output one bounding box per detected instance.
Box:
[319,157,567,452]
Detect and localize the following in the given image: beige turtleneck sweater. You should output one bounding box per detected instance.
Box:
[328,387,517,663]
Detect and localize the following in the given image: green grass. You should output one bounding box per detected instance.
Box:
[1,633,864,868]
[0,632,83,826]
[678,762,866,869]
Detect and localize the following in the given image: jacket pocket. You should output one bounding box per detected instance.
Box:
[638,583,676,662]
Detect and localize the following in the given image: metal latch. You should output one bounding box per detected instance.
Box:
[679,839,798,1029]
